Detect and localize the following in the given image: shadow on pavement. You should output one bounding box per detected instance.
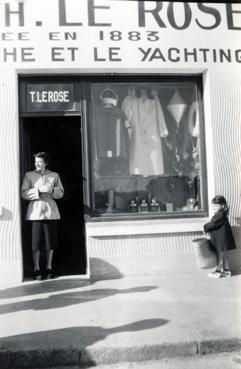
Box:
[0,286,158,315]
[0,319,169,368]
[0,259,124,299]
[0,279,94,299]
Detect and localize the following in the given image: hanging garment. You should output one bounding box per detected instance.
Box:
[93,105,130,176]
[93,105,130,159]
[122,95,168,176]
[188,100,200,138]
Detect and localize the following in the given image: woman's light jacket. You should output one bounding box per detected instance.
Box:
[21,170,64,220]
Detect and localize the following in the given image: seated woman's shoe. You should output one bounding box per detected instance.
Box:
[208,270,222,278]
[222,269,232,277]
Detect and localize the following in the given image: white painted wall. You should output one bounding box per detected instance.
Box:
[0,69,23,288]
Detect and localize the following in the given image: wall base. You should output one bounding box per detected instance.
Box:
[87,232,241,280]
[89,253,203,280]
[89,249,241,281]
[0,262,23,290]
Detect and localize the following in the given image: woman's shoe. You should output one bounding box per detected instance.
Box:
[222,270,232,277]
[33,270,42,281]
[208,270,222,278]
[45,268,53,279]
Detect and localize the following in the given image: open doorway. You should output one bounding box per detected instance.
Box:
[20,115,86,279]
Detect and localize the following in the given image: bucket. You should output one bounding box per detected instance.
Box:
[192,237,217,269]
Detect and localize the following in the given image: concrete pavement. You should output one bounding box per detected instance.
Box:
[0,270,241,368]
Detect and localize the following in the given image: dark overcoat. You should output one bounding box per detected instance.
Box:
[204,209,236,252]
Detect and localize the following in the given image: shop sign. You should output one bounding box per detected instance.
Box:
[23,83,78,112]
[0,1,240,68]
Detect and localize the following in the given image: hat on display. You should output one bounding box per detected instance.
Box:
[100,88,118,106]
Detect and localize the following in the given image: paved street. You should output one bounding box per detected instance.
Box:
[1,273,241,368]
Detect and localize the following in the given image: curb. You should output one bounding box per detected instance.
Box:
[198,337,241,355]
[0,347,80,369]
[1,338,241,368]
[80,341,197,367]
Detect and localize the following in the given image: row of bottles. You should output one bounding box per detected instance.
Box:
[129,198,161,213]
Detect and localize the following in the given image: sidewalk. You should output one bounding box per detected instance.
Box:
[0,270,241,368]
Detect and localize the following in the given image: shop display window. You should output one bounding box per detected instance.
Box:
[89,78,207,217]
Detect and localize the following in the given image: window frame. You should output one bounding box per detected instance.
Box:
[81,74,208,222]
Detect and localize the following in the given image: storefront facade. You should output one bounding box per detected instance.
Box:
[0,1,240,287]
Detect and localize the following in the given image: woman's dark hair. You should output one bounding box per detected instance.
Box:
[212,195,226,205]
[212,195,229,213]
[34,151,50,166]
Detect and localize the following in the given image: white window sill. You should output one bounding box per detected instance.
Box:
[86,217,208,237]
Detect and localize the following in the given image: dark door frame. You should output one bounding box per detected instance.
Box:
[18,75,86,278]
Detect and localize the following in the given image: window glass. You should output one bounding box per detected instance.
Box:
[90,81,206,216]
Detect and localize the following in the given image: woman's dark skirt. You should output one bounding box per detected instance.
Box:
[32,220,58,251]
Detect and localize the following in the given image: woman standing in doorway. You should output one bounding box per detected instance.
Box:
[21,152,64,280]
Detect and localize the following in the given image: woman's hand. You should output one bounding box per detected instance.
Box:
[38,185,53,193]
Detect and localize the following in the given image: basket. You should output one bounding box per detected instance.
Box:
[192,237,217,269]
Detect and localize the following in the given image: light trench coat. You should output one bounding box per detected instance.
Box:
[21,170,64,220]
[121,95,168,176]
